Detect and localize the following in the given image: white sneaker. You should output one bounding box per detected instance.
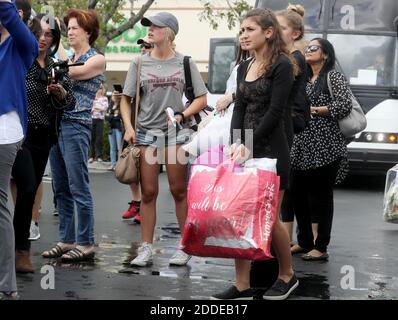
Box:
[130,243,153,267]
[169,249,191,266]
[28,222,40,241]
[88,158,94,163]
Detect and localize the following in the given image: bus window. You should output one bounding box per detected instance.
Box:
[328,34,396,87]
[207,40,236,94]
[328,0,398,32]
[256,0,325,30]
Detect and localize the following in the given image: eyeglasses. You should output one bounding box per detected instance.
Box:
[40,32,54,40]
[304,45,321,53]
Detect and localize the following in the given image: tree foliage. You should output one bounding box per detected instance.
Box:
[31,0,253,52]
[32,0,155,51]
[198,0,253,31]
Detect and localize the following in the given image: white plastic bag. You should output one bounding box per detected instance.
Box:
[182,108,234,156]
[244,158,277,174]
[383,164,398,223]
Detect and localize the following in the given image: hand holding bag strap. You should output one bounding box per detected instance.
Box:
[326,71,335,99]
[133,56,142,131]
[183,56,195,103]
[183,56,202,126]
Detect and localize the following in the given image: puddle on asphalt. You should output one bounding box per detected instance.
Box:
[158,223,181,240]
[32,230,234,287]
[367,274,396,299]
[293,273,331,300]
[45,260,97,271]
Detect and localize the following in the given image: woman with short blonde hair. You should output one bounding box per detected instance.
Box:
[121,12,208,267]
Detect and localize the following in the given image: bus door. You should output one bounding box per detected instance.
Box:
[207,38,237,107]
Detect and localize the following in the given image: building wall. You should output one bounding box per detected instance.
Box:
[105,0,255,87]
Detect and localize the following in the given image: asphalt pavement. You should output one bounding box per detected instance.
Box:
[13,164,398,300]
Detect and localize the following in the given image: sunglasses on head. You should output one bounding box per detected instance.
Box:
[304,44,321,53]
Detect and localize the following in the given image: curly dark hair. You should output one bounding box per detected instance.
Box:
[243,8,298,77]
[36,13,61,57]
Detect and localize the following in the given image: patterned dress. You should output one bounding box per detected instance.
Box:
[290,70,352,183]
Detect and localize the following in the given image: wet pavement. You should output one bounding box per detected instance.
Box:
[15,171,398,300]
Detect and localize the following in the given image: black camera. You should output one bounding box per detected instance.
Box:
[49,60,85,85]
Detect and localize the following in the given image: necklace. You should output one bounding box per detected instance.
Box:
[151,51,176,69]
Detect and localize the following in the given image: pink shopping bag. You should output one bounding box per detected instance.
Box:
[182,160,280,260]
[192,144,228,168]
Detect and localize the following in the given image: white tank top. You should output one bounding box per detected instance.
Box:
[0,111,24,145]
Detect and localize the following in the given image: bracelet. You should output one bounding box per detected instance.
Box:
[174,112,186,123]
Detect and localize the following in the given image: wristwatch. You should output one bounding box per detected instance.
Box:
[174,111,186,123]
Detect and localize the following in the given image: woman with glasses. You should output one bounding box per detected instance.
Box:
[290,38,352,261]
[11,14,75,274]
[0,0,38,301]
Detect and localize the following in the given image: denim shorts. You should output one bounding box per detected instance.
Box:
[136,128,191,148]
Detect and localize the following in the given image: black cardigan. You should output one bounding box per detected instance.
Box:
[230,54,294,153]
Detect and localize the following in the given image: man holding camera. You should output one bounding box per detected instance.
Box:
[0,0,38,300]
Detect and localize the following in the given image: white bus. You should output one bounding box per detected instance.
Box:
[207,0,398,175]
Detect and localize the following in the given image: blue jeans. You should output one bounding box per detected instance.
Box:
[49,120,95,246]
[108,128,122,167]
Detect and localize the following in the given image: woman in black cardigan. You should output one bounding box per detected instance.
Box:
[212,8,298,301]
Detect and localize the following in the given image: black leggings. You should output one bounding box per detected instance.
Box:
[90,118,104,159]
[291,159,340,253]
[280,182,320,224]
[280,188,294,222]
[12,126,52,251]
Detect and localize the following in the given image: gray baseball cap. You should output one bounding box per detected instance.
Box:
[141,12,179,35]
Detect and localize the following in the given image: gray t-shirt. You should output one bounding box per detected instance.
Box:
[123,52,207,133]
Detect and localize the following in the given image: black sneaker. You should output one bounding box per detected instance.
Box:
[263,274,299,300]
[252,288,267,300]
[211,286,254,300]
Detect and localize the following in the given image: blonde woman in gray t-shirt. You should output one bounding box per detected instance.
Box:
[121,12,207,267]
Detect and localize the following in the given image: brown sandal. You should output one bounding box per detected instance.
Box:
[61,248,95,262]
[42,245,72,259]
